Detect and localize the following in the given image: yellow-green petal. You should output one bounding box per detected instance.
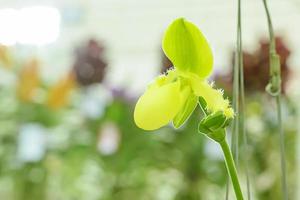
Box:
[134,81,181,130]
[190,77,234,118]
[173,86,198,128]
[162,18,213,78]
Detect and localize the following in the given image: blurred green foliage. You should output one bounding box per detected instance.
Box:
[0,53,297,200]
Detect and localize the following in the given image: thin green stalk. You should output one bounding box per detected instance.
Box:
[220,139,244,200]
[239,65,251,200]
[262,0,275,52]
[262,1,288,199]
[276,95,288,200]
[225,0,241,200]
[234,0,242,167]
[226,32,240,200]
[237,10,251,200]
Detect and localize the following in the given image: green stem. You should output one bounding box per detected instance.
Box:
[227,0,242,199]
[220,139,244,200]
[262,1,288,199]
[238,14,251,200]
[276,95,288,200]
[262,0,275,53]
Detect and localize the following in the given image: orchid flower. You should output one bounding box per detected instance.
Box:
[134,18,233,132]
[133,18,245,200]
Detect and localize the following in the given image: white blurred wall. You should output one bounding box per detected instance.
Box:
[0,0,299,94]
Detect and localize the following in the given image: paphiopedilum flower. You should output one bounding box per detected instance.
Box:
[134,18,233,131]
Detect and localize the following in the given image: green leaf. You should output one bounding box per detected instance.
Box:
[198,120,225,142]
[198,122,212,134]
[201,111,226,130]
[162,18,213,78]
[198,111,228,142]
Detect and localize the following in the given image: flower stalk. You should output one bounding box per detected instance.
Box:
[220,138,244,200]
[198,102,244,200]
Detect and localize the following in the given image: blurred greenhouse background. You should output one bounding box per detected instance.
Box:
[0,0,299,200]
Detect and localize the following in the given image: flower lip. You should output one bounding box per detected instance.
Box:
[134,79,181,131]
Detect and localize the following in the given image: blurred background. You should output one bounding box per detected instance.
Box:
[0,0,299,199]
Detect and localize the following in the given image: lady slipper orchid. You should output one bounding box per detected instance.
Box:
[134,18,245,200]
[134,18,233,131]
